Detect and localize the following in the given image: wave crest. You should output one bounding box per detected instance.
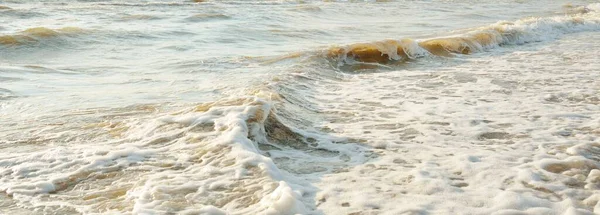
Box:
[327,11,600,66]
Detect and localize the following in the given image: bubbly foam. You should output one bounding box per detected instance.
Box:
[308,30,600,214]
[1,91,366,214]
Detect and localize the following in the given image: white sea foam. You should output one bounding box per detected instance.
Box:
[0,97,313,214]
[309,29,600,214]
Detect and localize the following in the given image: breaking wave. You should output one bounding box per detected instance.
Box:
[326,5,600,66]
[0,85,364,214]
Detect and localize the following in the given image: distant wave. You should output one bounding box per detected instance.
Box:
[0,27,85,46]
[185,13,231,22]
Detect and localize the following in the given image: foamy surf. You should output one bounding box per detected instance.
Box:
[1,89,367,214]
[306,30,600,214]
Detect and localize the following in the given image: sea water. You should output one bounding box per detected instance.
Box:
[1,0,600,214]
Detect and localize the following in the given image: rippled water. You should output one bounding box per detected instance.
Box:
[1,0,600,214]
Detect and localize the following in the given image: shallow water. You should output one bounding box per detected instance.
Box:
[1,0,600,214]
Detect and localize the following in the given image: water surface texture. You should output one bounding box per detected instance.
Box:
[1,0,600,214]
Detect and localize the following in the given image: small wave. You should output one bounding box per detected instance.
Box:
[0,88,15,100]
[326,7,600,66]
[96,2,190,7]
[0,35,28,46]
[246,52,306,65]
[0,27,85,46]
[185,13,231,22]
[120,14,161,21]
[0,7,48,19]
[288,5,322,12]
[23,27,64,37]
